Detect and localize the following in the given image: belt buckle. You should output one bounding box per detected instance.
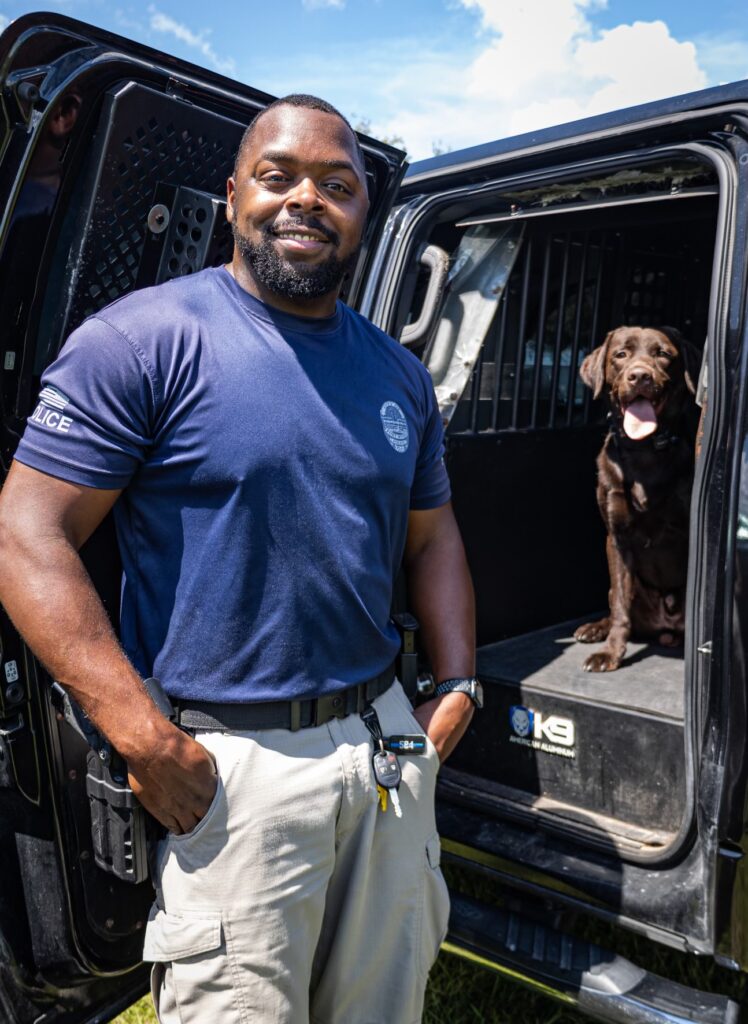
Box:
[313,692,347,727]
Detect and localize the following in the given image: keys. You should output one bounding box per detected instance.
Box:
[372,748,402,788]
[362,703,413,818]
[372,748,403,818]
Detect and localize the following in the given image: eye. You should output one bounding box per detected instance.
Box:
[615,350,628,359]
[654,348,669,358]
[323,180,352,195]
[261,171,290,185]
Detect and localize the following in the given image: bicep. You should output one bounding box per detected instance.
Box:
[405,501,459,562]
[0,461,122,550]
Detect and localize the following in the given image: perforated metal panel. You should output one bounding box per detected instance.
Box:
[62,81,243,339]
[156,187,229,281]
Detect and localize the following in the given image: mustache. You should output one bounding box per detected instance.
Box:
[266,217,339,247]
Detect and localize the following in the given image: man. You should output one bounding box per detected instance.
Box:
[0,95,476,1023]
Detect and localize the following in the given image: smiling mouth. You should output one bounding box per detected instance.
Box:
[273,229,330,242]
[270,220,336,246]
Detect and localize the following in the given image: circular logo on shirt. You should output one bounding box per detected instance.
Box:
[380,401,409,453]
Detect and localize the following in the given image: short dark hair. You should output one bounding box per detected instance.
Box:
[233,93,366,178]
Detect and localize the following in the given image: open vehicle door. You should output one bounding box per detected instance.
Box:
[358,83,748,1021]
[0,13,405,1023]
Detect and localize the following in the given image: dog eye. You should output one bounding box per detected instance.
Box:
[614,350,627,359]
[655,348,668,358]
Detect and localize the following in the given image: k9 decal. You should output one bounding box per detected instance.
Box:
[509,704,576,759]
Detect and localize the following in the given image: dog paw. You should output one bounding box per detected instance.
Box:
[583,651,620,672]
[574,620,610,643]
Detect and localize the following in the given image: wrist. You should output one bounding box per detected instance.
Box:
[114,707,178,765]
[434,689,474,716]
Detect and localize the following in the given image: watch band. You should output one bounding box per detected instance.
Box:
[434,676,483,709]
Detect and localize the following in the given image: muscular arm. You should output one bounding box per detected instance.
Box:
[404,502,476,762]
[0,461,216,833]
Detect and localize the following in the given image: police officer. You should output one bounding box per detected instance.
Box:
[0,94,477,1023]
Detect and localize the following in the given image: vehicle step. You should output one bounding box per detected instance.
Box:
[445,893,739,1024]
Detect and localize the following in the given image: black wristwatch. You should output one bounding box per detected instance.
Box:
[434,676,484,709]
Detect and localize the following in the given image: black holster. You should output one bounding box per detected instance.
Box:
[392,612,419,701]
[52,676,173,885]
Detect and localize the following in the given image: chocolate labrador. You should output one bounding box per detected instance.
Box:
[574,325,701,672]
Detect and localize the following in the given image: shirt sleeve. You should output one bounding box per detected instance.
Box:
[410,370,451,510]
[13,315,158,489]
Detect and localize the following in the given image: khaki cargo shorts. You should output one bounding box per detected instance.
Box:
[143,680,450,1024]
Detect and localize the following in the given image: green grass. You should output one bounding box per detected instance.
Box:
[112,997,156,1024]
[113,864,747,1023]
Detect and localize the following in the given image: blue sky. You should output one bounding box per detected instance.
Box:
[1,0,747,159]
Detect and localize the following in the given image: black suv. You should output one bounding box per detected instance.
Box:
[1,13,747,1024]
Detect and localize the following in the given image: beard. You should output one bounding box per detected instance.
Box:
[232,221,359,302]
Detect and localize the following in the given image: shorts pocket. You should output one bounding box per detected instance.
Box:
[419,831,451,978]
[169,772,224,844]
[144,908,244,1024]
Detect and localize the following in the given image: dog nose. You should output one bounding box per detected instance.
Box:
[627,367,653,387]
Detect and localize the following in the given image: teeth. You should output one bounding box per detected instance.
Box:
[277,232,323,241]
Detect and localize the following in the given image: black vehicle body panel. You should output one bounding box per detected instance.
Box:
[1,11,748,1024]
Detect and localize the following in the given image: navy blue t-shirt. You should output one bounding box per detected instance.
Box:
[15,267,450,702]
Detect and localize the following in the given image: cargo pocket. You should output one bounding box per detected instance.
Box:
[144,908,244,1024]
[419,831,451,978]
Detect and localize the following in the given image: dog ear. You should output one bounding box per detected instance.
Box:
[579,331,614,399]
[658,326,702,395]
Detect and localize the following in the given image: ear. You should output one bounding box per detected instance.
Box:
[658,326,702,395]
[580,331,614,399]
[226,176,236,223]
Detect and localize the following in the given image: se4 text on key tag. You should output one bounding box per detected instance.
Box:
[383,734,426,754]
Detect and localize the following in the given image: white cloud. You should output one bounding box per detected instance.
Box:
[373,0,708,159]
[147,7,236,75]
[302,0,345,8]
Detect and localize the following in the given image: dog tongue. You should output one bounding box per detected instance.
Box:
[623,399,657,440]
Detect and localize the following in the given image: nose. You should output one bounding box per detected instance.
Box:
[626,366,653,388]
[286,176,324,213]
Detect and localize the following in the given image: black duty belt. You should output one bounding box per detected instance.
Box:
[176,664,395,732]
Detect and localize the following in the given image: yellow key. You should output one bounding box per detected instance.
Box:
[377,784,388,812]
